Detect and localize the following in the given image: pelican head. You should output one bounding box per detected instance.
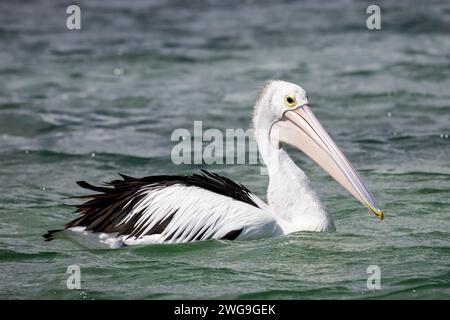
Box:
[253,80,383,221]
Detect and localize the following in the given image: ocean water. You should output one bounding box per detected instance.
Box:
[1,0,450,299]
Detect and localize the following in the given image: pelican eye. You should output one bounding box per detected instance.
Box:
[284,95,297,107]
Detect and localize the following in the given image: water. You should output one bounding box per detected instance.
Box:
[1,0,450,299]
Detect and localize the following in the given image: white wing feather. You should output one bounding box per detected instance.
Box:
[114,184,282,245]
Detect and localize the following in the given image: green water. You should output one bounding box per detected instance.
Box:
[1,0,450,299]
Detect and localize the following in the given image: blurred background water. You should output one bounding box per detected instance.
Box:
[0,0,450,299]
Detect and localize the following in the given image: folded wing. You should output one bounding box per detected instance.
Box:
[44,170,279,245]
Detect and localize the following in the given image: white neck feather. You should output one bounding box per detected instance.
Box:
[265,149,335,233]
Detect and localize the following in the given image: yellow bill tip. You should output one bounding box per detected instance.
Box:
[374,209,384,221]
[368,205,384,221]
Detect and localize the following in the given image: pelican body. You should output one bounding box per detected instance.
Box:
[44,81,383,248]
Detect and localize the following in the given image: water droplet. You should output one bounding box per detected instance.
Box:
[413,289,416,293]
[24,149,30,154]
[91,152,96,158]
[387,112,392,117]
[41,187,46,191]
[113,68,123,76]
[80,291,88,299]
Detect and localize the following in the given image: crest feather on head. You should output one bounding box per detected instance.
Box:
[253,80,280,115]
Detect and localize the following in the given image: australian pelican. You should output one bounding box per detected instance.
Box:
[44,80,383,248]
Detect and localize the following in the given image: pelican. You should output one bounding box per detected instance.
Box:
[43,80,383,248]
